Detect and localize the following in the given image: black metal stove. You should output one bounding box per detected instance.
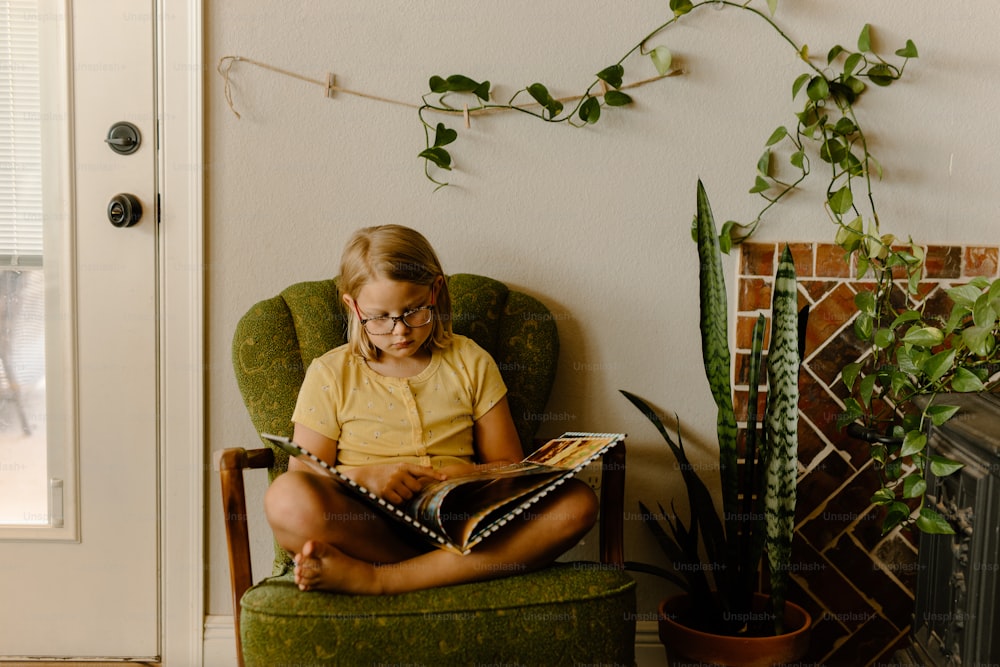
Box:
[895,393,1000,666]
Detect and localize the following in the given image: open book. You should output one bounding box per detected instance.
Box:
[262,432,625,555]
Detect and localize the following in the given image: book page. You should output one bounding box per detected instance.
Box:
[525,436,617,469]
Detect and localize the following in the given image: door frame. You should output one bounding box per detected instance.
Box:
[159,0,204,662]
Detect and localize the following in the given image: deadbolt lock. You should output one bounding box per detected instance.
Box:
[104,121,141,155]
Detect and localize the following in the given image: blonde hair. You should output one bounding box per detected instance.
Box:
[339,225,453,360]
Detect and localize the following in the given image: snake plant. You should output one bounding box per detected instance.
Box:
[623,180,807,636]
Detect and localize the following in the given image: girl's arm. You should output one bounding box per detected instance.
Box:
[291,422,443,505]
[437,396,524,478]
[474,396,525,465]
[290,422,339,473]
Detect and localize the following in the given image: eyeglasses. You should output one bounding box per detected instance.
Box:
[354,305,435,335]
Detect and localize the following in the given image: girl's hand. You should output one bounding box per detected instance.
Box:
[345,463,446,505]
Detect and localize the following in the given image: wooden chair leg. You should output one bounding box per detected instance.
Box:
[599,442,626,566]
[216,447,273,667]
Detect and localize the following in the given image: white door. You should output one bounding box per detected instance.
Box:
[0,0,159,658]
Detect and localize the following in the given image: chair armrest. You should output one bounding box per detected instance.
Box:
[598,442,626,566]
[216,446,273,667]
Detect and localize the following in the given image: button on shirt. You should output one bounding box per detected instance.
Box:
[292,334,508,471]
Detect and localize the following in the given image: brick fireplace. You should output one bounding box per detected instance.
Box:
[735,241,999,666]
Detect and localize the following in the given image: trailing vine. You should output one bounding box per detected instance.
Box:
[418,0,917,260]
[419,1,1000,537]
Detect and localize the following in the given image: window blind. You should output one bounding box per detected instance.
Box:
[0,0,44,267]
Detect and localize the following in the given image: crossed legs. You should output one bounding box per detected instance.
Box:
[264,470,598,594]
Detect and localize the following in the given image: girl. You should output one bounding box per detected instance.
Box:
[264,224,598,594]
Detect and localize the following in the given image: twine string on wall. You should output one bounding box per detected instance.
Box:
[216,55,683,121]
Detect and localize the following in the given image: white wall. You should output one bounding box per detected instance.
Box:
[205,0,1000,620]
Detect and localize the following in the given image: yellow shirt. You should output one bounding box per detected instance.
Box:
[292,335,508,471]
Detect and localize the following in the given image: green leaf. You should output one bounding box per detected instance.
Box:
[839,398,863,427]
[901,326,944,347]
[579,96,601,124]
[843,52,865,78]
[596,64,624,90]
[951,367,986,392]
[915,507,954,534]
[670,0,693,16]
[926,404,961,426]
[854,312,873,341]
[429,75,448,93]
[841,362,861,391]
[929,455,964,477]
[445,74,481,91]
[835,215,864,252]
[767,0,778,16]
[900,431,926,457]
[854,290,876,315]
[868,64,895,87]
[947,284,983,308]
[820,138,847,164]
[858,373,876,407]
[921,348,956,383]
[870,445,886,465]
[890,369,913,397]
[650,46,673,76]
[873,328,894,350]
[526,83,564,119]
[806,76,830,102]
[764,245,800,618]
[856,254,871,279]
[432,123,457,147]
[418,146,452,170]
[962,325,995,357]
[973,292,998,328]
[757,150,772,176]
[436,74,490,100]
[895,346,920,375]
[792,73,811,99]
[845,74,867,97]
[833,116,859,137]
[896,39,919,59]
[693,181,740,543]
[473,80,491,101]
[870,488,895,505]
[889,310,922,330]
[903,474,927,499]
[766,126,788,147]
[603,90,632,107]
[828,186,853,215]
[790,150,806,169]
[718,224,733,255]
[883,501,911,532]
[858,24,873,53]
[750,175,770,194]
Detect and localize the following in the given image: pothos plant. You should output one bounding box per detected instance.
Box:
[417,0,918,225]
[420,2,986,537]
[833,222,1000,536]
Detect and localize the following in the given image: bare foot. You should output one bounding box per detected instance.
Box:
[293,539,383,594]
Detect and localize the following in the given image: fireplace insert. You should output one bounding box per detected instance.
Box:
[895,393,1000,666]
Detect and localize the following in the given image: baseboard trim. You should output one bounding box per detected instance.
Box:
[203,616,239,667]
[204,616,664,667]
[635,620,664,666]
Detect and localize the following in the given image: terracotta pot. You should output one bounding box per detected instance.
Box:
[658,592,812,667]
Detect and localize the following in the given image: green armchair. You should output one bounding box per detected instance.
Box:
[219,273,636,666]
